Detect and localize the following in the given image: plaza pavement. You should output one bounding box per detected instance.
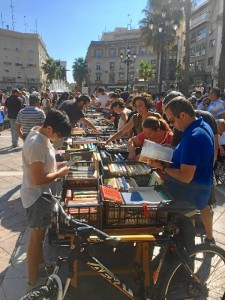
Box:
[0,128,225,299]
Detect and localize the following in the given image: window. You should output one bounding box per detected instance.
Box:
[140,48,146,55]
[28,47,34,53]
[96,50,102,57]
[109,49,116,57]
[15,45,21,52]
[208,57,213,66]
[119,62,125,69]
[209,39,216,48]
[119,73,124,80]
[151,60,156,65]
[197,26,207,37]
[109,73,115,84]
[96,74,101,81]
[96,64,101,70]
[110,62,114,71]
[3,41,9,49]
[130,48,136,55]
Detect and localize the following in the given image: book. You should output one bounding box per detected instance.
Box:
[66,155,82,167]
[121,189,169,206]
[139,140,174,164]
[100,185,123,204]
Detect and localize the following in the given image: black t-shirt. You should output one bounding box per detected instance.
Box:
[171,110,218,147]
[5,95,23,119]
[59,100,84,126]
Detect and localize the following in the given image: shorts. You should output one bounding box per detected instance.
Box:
[25,195,54,229]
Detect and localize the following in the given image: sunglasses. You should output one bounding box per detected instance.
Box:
[168,113,181,125]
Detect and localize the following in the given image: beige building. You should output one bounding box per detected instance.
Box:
[0,28,48,91]
[85,27,158,94]
[189,0,223,91]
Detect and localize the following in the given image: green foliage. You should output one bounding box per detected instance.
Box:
[175,62,185,89]
[138,60,155,81]
[41,57,61,83]
[72,58,88,90]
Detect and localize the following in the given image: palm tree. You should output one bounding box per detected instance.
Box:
[138,60,156,91]
[72,58,88,92]
[41,57,61,84]
[218,0,225,92]
[139,0,183,92]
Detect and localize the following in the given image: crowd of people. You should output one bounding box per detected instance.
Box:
[1,83,225,291]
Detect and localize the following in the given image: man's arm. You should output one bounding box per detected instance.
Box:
[146,159,196,184]
[16,123,24,139]
[80,117,100,134]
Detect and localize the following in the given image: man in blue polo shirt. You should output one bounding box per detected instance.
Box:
[147,97,215,244]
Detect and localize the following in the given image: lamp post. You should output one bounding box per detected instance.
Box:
[120,46,136,92]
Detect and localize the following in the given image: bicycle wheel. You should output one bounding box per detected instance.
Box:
[157,244,225,300]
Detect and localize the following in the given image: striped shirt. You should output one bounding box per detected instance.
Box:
[16,106,46,135]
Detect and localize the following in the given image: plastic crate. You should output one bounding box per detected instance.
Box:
[103,202,168,229]
[64,204,102,229]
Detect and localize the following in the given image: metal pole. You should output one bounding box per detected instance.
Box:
[127,62,129,92]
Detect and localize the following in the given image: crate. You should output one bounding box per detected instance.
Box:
[63,152,100,187]
[64,204,102,229]
[61,186,102,229]
[103,202,168,229]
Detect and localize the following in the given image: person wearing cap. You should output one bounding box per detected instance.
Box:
[4,88,23,147]
[16,94,46,141]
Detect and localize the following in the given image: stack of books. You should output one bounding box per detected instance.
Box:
[108,162,151,177]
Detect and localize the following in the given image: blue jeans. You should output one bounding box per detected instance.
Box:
[9,118,19,146]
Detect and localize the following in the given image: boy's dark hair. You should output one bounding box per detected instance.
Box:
[111,98,125,109]
[165,97,195,117]
[77,94,90,103]
[43,109,71,137]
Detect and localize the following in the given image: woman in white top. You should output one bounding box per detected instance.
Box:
[111,98,131,131]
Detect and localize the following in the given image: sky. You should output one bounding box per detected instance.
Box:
[1,0,148,83]
[1,0,204,83]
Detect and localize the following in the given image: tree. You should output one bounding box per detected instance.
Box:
[41,57,61,83]
[218,0,225,92]
[72,58,88,92]
[138,60,155,91]
[175,61,185,91]
[139,0,183,92]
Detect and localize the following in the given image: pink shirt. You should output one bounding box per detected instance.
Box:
[137,130,173,146]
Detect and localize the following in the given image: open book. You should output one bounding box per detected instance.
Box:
[139,140,174,164]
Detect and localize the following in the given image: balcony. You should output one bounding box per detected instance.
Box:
[4,62,11,65]
[117,80,124,84]
[3,77,15,82]
[15,63,23,66]
[95,80,103,84]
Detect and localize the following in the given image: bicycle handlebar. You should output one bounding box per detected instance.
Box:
[42,193,121,246]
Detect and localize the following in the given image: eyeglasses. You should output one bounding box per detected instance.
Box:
[168,113,180,125]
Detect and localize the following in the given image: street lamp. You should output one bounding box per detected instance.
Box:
[120,46,136,92]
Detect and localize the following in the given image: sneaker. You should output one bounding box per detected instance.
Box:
[204,237,216,245]
[26,277,47,293]
[12,144,19,148]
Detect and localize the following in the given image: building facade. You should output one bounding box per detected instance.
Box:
[85,28,159,94]
[0,28,48,91]
[189,0,223,91]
